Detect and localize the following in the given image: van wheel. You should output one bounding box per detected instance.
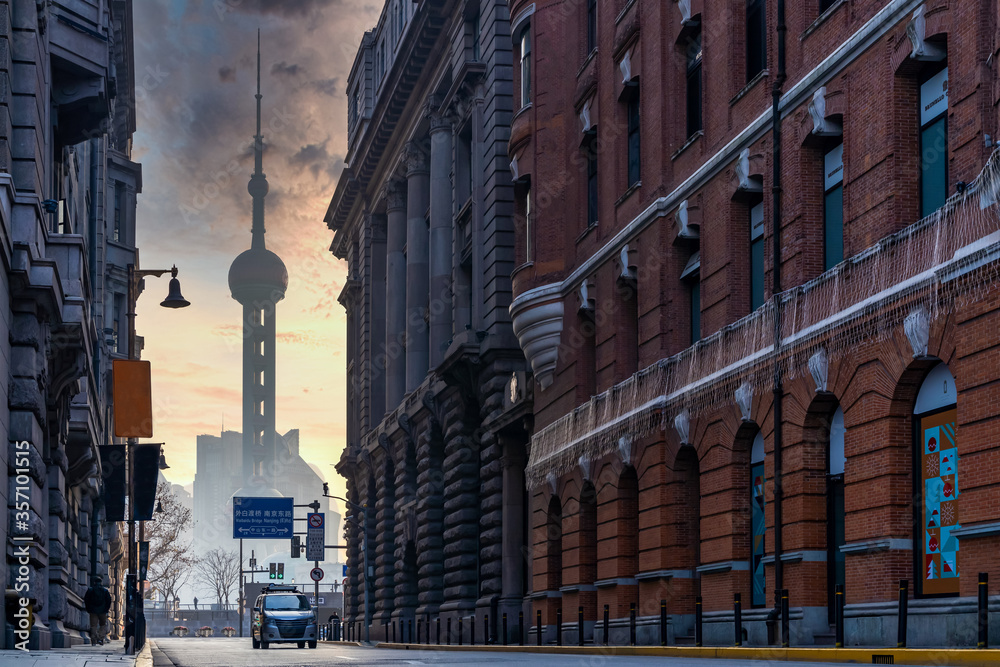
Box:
[252,636,260,649]
[309,640,317,649]
[261,641,269,649]
[297,642,305,648]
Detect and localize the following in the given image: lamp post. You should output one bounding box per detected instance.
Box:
[323,488,369,643]
[124,263,189,654]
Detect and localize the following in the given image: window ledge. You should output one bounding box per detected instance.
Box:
[512,261,535,280]
[576,221,598,244]
[578,48,598,77]
[730,69,769,107]
[615,0,637,26]
[615,181,641,208]
[672,130,704,160]
[513,102,533,122]
[802,0,847,41]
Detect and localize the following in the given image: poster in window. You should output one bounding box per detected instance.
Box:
[920,408,959,596]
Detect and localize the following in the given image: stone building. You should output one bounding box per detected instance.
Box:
[327,0,529,642]
[1,0,141,648]
[510,0,1000,648]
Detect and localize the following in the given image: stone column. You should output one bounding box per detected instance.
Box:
[499,436,527,618]
[428,111,454,367]
[384,180,407,410]
[441,392,479,614]
[415,395,445,619]
[369,214,388,421]
[373,448,396,633]
[404,143,430,392]
[392,420,418,635]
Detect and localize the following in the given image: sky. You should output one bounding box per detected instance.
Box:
[131,0,379,501]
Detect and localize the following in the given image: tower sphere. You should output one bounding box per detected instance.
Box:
[228,246,288,303]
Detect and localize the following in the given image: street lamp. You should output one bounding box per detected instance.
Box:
[323,487,370,643]
[125,264,189,655]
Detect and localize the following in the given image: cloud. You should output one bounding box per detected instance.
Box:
[288,140,344,180]
[271,61,302,78]
[309,78,340,97]
[222,0,340,17]
[218,66,236,82]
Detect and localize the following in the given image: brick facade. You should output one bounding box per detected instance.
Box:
[510,0,1000,647]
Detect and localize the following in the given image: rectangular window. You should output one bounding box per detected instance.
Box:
[587,0,597,53]
[627,94,641,187]
[520,29,532,108]
[824,143,844,269]
[472,11,481,61]
[746,0,766,82]
[920,66,948,218]
[586,142,598,228]
[113,182,123,243]
[690,279,700,344]
[750,200,765,309]
[686,32,703,138]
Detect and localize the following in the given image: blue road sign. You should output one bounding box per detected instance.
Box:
[232,496,294,539]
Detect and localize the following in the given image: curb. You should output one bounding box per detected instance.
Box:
[367,641,1000,665]
[134,640,153,667]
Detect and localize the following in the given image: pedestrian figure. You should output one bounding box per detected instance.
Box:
[193,596,198,610]
[84,577,113,646]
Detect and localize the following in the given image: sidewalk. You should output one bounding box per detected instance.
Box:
[0,639,152,667]
[364,641,1000,666]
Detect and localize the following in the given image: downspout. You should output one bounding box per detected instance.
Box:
[770,0,787,632]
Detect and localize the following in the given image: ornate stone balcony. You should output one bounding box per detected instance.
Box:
[510,283,563,389]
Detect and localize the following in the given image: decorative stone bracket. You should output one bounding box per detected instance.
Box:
[510,284,564,389]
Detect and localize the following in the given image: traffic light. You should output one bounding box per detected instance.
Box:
[269,563,276,580]
[292,536,301,558]
[277,563,284,580]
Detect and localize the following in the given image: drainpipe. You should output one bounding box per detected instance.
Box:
[770,0,787,633]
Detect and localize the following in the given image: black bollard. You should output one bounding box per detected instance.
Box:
[578,606,584,646]
[471,615,475,645]
[459,616,464,646]
[409,619,413,645]
[437,617,441,645]
[556,608,562,646]
[980,573,990,649]
[485,614,490,645]
[447,617,451,645]
[897,580,908,648]
[392,621,396,643]
[734,593,742,647]
[417,618,422,645]
[695,596,703,647]
[835,584,844,648]
[537,609,543,646]
[603,604,610,646]
[519,610,524,646]
[660,599,667,646]
[503,613,508,646]
[629,602,636,646]
[781,589,790,648]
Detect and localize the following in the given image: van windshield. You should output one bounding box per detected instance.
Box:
[263,595,310,611]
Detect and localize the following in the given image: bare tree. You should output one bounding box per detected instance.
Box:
[144,482,195,607]
[197,548,241,610]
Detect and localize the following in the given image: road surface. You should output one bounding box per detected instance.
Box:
[150,637,925,666]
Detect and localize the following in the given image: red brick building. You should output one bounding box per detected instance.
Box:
[509,0,1000,646]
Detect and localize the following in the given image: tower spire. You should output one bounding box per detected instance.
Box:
[248,28,269,250]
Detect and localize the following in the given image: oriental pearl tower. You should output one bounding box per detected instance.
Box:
[229,34,288,496]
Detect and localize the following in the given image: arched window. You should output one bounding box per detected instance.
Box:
[547,496,563,592]
[914,362,958,597]
[827,406,845,621]
[619,467,639,578]
[750,432,766,607]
